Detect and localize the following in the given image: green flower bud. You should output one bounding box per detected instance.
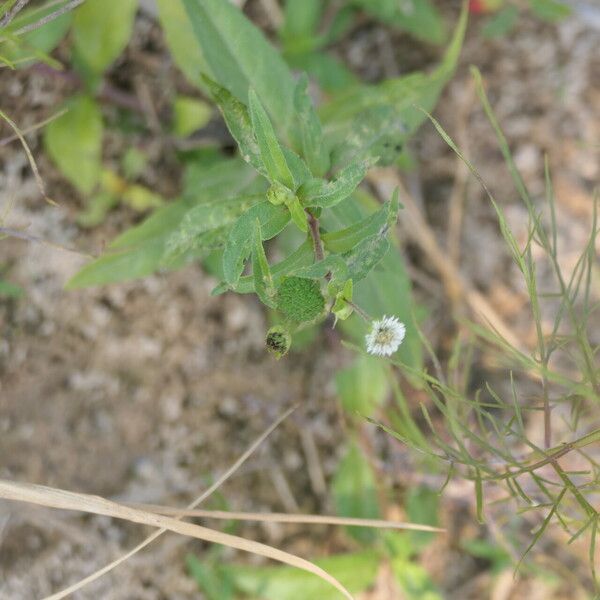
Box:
[276,276,325,323]
[267,181,295,206]
[266,325,292,359]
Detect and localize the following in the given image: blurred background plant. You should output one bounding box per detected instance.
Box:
[2,0,598,598]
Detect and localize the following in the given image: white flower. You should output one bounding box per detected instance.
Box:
[365,315,406,356]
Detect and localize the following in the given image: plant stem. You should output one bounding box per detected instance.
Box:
[0,0,29,29]
[307,211,324,262]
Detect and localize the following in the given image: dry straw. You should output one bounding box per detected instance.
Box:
[0,405,444,599]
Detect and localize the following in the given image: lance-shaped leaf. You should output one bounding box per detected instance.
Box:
[181,0,296,136]
[44,94,103,195]
[322,189,399,254]
[212,237,314,295]
[287,195,309,233]
[332,441,381,544]
[248,89,295,189]
[164,194,263,262]
[252,219,277,308]
[222,202,290,286]
[292,255,349,283]
[202,76,266,176]
[330,105,407,168]
[321,4,467,159]
[72,0,138,74]
[344,230,390,283]
[293,74,329,177]
[299,157,377,209]
[282,147,312,188]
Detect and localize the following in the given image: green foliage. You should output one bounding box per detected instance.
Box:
[155,0,209,87]
[222,202,290,287]
[336,354,389,417]
[373,67,600,583]
[0,277,24,298]
[44,94,103,194]
[348,0,445,45]
[172,95,212,137]
[248,88,295,189]
[528,0,571,21]
[72,0,138,75]
[216,551,380,600]
[180,0,296,136]
[293,74,330,177]
[332,441,381,543]
[0,4,72,68]
[482,5,519,38]
[276,276,325,323]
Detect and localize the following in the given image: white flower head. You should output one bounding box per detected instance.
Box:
[365,315,406,356]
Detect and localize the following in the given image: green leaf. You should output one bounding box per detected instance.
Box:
[181,0,296,136]
[222,202,290,286]
[405,486,439,551]
[187,555,235,600]
[252,219,277,308]
[164,195,263,262]
[299,157,376,209]
[226,551,380,600]
[344,231,390,283]
[330,105,407,168]
[77,191,118,227]
[276,276,325,323]
[202,76,266,176]
[72,0,138,74]
[289,50,357,93]
[321,4,467,153]
[0,278,24,298]
[280,0,324,49]
[288,50,357,93]
[287,195,309,232]
[529,0,571,22]
[44,94,103,194]
[332,441,381,543]
[293,74,330,176]
[322,191,399,253]
[282,147,312,188]
[68,156,262,288]
[180,154,263,202]
[324,192,421,369]
[331,278,354,321]
[213,236,314,295]
[248,89,295,188]
[292,254,349,283]
[156,0,210,87]
[67,240,167,289]
[336,355,389,417]
[350,0,445,44]
[482,5,519,38]
[172,96,212,137]
[391,556,443,600]
[1,4,72,68]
